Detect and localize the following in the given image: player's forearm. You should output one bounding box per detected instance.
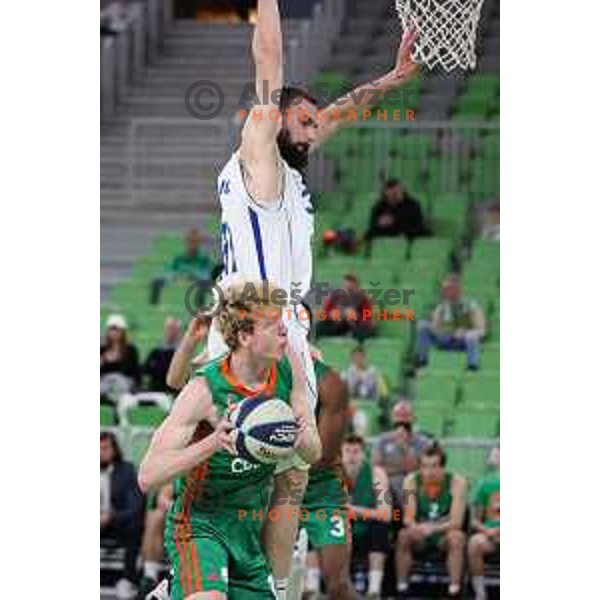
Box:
[138,434,218,493]
[329,70,413,118]
[166,336,197,390]
[253,0,283,74]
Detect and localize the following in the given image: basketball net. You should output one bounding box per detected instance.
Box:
[395,0,485,71]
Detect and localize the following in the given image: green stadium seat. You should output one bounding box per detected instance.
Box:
[414,372,459,411]
[409,238,452,262]
[101,404,117,426]
[364,338,404,390]
[427,348,468,373]
[450,411,499,438]
[351,399,382,437]
[369,238,409,262]
[446,446,490,484]
[314,339,350,373]
[128,428,154,467]
[415,410,447,439]
[460,375,500,409]
[127,405,168,428]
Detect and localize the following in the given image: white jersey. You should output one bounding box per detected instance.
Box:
[216,152,314,313]
[209,152,318,411]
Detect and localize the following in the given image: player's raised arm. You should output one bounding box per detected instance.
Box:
[166,315,210,390]
[138,378,233,492]
[311,27,419,150]
[238,0,284,204]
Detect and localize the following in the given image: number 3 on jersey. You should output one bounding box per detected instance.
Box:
[330,514,345,539]
[221,222,237,276]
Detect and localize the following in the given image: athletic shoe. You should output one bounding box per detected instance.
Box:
[145,578,170,600]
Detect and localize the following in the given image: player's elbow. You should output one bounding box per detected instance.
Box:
[137,461,158,494]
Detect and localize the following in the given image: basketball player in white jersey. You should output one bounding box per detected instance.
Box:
[207,1,419,597]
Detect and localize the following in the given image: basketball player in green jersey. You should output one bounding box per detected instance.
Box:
[300,354,361,600]
[138,280,321,600]
[341,434,393,599]
[396,442,468,598]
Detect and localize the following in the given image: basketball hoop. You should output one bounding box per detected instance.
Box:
[395,0,485,71]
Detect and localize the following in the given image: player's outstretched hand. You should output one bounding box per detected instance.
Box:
[393,25,420,82]
[185,314,211,346]
[214,418,236,455]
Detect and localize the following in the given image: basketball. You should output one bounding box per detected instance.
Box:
[229,396,297,464]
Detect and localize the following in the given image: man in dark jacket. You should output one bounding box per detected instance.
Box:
[366,179,430,241]
[100,432,144,597]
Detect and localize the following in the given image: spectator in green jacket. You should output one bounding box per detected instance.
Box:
[150,229,214,304]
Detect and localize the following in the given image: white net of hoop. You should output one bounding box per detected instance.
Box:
[396,0,485,71]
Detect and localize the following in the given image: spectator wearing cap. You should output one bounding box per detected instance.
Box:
[415,274,486,371]
[317,274,375,341]
[143,317,182,392]
[150,229,214,305]
[365,179,430,243]
[100,431,144,598]
[373,400,431,497]
[342,346,384,401]
[101,314,141,400]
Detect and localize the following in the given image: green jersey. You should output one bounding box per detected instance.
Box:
[472,472,500,528]
[347,459,375,539]
[168,353,293,529]
[415,472,454,523]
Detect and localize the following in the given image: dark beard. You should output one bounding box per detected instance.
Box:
[277,129,309,173]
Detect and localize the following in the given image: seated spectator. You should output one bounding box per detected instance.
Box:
[396,442,468,598]
[100,432,144,599]
[342,434,392,599]
[101,314,141,401]
[468,446,500,600]
[143,317,182,392]
[150,229,214,304]
[365,179,430,243]
[373,400,431,497]
[415,274,486,371]
[343,346,383,401]
[137,483,174,597]
[318,274,375,341]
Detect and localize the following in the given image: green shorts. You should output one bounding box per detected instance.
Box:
[301,468,349,549]
[165,516,276,600]
[302,506,349,548]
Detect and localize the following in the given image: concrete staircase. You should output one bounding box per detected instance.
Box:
[100,19,325,298]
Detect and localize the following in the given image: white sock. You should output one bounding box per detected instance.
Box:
[368,569,383,595]
[448,582,461,595]
[275,577,288,600]
[305,568,320,593]
[397,577,409,592]
[472,575,487,599]
[143,560,162,581]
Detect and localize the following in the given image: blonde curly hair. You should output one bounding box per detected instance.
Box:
[217,278,283,350]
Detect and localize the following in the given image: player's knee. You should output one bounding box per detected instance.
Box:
[186,592,225,600]
[274,467,308,495]
[446,529,466,550]
[468,533,487,556]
